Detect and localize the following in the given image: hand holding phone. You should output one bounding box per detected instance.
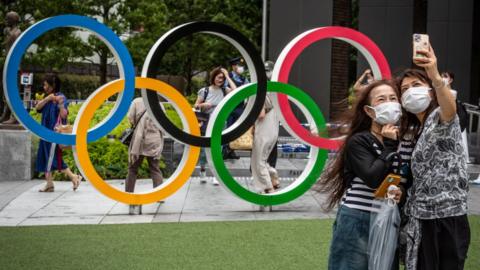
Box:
[412,34,438,73]
[374,173,401,198]
[413,34,429,58]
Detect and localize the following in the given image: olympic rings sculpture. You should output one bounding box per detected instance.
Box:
[3,15,391,205]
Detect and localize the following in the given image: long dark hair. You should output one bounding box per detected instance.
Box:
[44,73,61,93]
[317,80,400,211]
[397,68,438,139]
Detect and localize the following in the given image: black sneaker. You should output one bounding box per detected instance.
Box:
[223,151,231,159]
[229,151,240,160]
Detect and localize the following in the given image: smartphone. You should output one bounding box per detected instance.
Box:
[413,34,429,58]
[361,71,373,85]
[374,173,401,198]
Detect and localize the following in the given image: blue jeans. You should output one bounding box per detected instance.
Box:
[199,148,207,169]
[328,205,370,270]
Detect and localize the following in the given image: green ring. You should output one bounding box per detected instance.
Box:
[206,81,328,205]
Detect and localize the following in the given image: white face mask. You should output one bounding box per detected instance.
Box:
[266,71,272,79]
[368,102,402,125]
[236,66,245,74]
[401,86,432,114]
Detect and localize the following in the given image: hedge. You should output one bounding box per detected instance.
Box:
[32,73,101,100]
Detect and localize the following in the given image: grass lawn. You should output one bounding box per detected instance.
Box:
[0,217,478,270]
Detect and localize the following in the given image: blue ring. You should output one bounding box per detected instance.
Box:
[3,14,134,145]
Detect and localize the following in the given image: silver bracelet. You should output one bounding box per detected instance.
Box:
[432,79,446,89]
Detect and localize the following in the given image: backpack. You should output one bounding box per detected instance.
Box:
[196,86,227,135]
[202,86,226,102]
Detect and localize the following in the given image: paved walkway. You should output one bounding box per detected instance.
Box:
[0,177,334,226]
[1,176,479,227]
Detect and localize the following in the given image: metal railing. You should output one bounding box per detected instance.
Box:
[465,103,480,165]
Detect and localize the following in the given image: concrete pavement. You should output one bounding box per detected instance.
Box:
[0,176,336,226]
[1,153,480,227]
[1,176,479,227]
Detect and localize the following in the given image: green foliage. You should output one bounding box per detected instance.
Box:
[151,0,262,95]
[163,103,184,130]
[186,93,198,107]
[347,84,355,109]
[2,1,90,70]
[30,102,184,180]
[1,0,261,97]
[4,0,261,180]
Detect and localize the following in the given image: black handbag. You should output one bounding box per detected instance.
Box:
[195,110,210,136]
[195,111,210,122]
[120,110,147,146]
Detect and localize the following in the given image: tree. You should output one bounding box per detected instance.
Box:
[74,0,128,85]
[120,1,169,70]
[2,0,90,71]
[156,0,262,95]
[117,0,262,96]
[1,0,262,96]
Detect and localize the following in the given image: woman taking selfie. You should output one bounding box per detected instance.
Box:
[399,43,470,270]
[319,80,403,270]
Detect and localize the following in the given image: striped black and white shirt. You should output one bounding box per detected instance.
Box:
[392,138,415,188]
[341,131,399,212]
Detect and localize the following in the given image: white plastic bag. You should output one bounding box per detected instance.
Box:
[368,187,401,270]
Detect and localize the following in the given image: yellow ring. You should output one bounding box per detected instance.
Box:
[73,77,200,204]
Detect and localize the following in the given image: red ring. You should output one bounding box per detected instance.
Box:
[274,26,391,150]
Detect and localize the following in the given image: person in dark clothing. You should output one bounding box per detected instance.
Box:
[318,80,403,270]
[441,71,468,132]
[441,71,469,162]
[222,57,249,160]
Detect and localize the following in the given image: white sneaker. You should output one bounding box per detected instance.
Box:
[212,177,219,186]
[200,171,207,184]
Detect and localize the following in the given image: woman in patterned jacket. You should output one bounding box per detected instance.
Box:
[399,43,470,270]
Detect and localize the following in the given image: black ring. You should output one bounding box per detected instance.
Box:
[141,21,267,147]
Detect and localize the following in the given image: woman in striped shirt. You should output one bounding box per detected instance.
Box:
[319,80,403,270]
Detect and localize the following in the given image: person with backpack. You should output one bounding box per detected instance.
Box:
[194,67,237,185]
